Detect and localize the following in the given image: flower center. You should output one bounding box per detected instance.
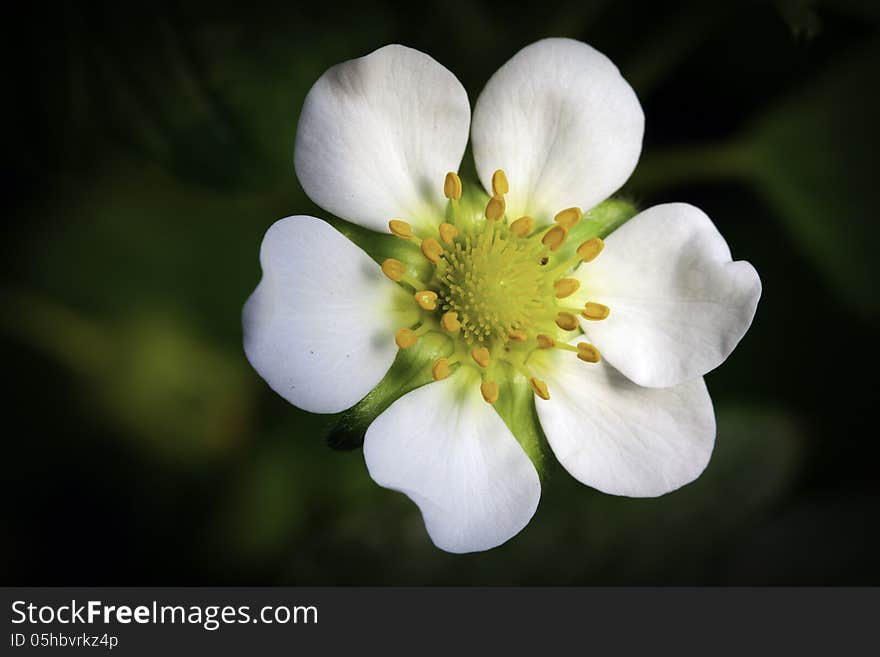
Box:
[382,170,611,404]
[440,221,555,345]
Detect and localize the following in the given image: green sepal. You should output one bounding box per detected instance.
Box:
[492,362,551,479]
[325,330,452,450]
[552,197,639,264]
[324,216,434,281]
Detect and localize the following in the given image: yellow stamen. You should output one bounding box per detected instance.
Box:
[441,311,461,332]
[529,377,550,400]
[381,258,405,282]
[480,381,500,404]
[471,346,491,368]
[485,195,505,221]
[554,278,580,299]
[508,330,527,342]
[395,328,417,349]
[536,334,556,349]
[509,216,533,237]
[491,169,509,196]
[555,311,579,331]
[576,342,601,363]
[421,237,443,264]
[439,222,458,245]
[582,302,611,321]
[389,219,413,239]
[554,207,582,230]
[542,225,568,251]
[432,358,450,381]
[576,237,604,262]
[444,172,462,201]
[414,290,438,311]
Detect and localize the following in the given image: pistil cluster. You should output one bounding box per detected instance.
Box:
[381,170,611,404]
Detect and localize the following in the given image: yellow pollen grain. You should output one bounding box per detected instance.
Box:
[529,377,550,400]
[582,302,610,321]
[555,311,578,331]
[432,358,450,381]
[444,172,462,200]
[439,222,458,245]
[536,334,556,349]
[542,225,568,251]
[381,258,405,282]
[471,346,491,368]
[576,237,604,262]
[414,290,438,311]
[554,207,582,230]
[395,328,417,349]
[480,381,500,404]
[441,311,461,332]
[491,169,509,196]
[421,237,443,264]
[508,330,527,342]
[509,216,533,237]
[554,278,580,299]
[485,195,505,221]
[389,219,413,239]
[577,342,601,363]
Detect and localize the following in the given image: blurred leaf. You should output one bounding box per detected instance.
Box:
[2,290,255,464]
[776,0,823,40]
[746,40,880,318]
[219,439,307,561]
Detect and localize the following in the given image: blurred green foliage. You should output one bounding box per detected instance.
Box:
[3,0,879,584]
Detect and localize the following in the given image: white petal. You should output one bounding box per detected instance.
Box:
[574,203,762,388]
[532,346,715,497]
[471,38,644,221]
[364,371,541,553]
[243,216,411,414]
[294,44,470,233]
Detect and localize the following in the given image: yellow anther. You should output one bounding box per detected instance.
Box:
[529,377,550,401]
[582,302,611,321]
[421,237,443,264]
[554,278,580,299]
[381,258,405,282]
[542,225,568,252]
[389,219,414,239]
[440,311,461,332]
[554,207,582,230]
[471,346,491,368]
[395,328,418,349]
[480,381,500,404]
[432,358,450,381]
[485,195,505,221]
[576,342,601,363]
[491,169,509,196]
[444,172,462,200]
[508,216,533,237]
[536,334,556,349]
[555,311,579,331]
[576,237,605,262]
[508,330,527,342]
[439,222,458,245]
[414,290,438,311]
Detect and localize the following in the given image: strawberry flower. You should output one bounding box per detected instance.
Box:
[243,38,761,553]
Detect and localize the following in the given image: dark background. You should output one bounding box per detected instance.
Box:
[3,0,878,584]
